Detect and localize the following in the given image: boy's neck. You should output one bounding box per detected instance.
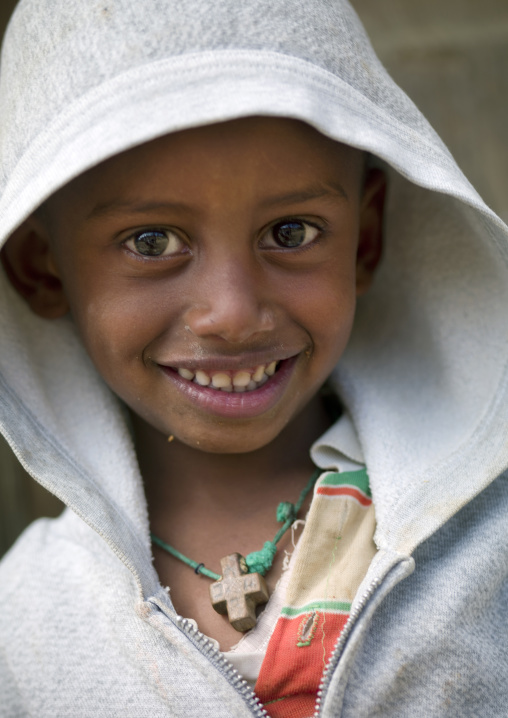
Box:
[132,393,331,523]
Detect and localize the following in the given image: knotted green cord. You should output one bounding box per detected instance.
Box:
[150,467,321,580]
[245,468,321,575]
[150,533,221,580]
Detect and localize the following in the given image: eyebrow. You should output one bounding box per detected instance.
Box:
[260,181,348,207]
[86,180,349,220]
[86,199,189,220]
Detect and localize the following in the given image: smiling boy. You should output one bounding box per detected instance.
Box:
[1,1,508,717]
[24,119,382,460]
[5,117,385,659]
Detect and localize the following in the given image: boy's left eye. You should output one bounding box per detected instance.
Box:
[124,228,185,257]
[262,220,320,249]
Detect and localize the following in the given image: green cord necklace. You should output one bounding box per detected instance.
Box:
[150,467,321,632]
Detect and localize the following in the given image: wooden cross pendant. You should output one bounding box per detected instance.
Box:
[209,553,269,632]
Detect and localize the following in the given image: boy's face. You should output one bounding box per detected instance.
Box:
[13,118,384,454]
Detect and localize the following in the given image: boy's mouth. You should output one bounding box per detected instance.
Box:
[171,361,280,392]
[160,355,300,419]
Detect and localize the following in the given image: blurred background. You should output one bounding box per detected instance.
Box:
[1,0,507,556]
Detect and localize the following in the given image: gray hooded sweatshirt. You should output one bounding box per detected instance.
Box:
[1,0,508,716]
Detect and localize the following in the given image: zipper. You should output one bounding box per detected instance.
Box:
[173,614,269,717]
[175,575,379,718]
[313,577,381,718]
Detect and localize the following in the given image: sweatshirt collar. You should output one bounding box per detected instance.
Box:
[311,412,365,473]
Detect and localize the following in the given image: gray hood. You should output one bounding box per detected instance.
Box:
[1,0,508,599]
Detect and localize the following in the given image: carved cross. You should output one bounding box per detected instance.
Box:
[209,553,269,632]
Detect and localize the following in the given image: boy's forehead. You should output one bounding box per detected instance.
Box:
[46,116,365,217]
[85,116,360,177]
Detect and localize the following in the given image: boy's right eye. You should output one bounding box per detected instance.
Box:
[124,229,185,257]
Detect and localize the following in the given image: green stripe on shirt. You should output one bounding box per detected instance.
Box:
[281,600,351,617]
[319,469,371,497]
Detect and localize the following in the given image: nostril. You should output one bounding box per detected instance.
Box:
[183,304,275,343]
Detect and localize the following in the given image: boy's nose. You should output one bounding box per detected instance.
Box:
[183,257,276,344]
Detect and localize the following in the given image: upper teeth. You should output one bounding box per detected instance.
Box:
[177,361,279,392]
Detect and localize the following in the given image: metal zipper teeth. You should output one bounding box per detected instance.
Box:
[313,578,381,718]
[175,615,269,718]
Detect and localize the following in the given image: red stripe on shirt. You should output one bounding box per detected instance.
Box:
[316,485,372,506]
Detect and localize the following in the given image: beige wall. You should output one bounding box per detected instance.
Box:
[1,0,507,555]
[353,0,508,222]
[0,0,16,34]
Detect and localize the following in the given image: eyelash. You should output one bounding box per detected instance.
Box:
[121,217,325,260]
[261,218,324,252]
[122,228,187,260]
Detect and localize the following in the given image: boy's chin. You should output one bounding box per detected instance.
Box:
[171,425,282,456]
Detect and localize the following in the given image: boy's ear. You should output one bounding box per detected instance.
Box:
[355,168,387,296]
[0,215,69,319]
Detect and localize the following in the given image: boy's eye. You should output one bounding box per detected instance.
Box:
[124,229,184,257]
[263,220,320,249]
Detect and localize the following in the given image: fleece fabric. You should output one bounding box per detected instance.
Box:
[1,0,508,716]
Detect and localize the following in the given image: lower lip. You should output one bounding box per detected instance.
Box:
[160,357,298,419]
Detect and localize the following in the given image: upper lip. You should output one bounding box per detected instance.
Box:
[156,349,302,373]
